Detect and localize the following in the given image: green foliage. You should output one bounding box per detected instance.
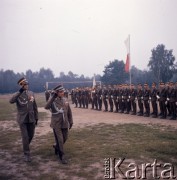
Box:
[148,44,176,83]
[131,66,154,85]
[101,59,128,84]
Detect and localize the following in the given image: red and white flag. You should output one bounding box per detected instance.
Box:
[124,35,130,73]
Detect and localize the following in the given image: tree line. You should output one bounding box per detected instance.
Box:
[1,44,177,93]
[0,68,101,93]
[101,44,177,85]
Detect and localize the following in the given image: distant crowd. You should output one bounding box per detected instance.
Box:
[69,82,177,120]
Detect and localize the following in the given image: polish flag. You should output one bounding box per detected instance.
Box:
[124,35,130,73]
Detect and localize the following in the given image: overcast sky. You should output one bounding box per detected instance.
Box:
[1,0,177,77]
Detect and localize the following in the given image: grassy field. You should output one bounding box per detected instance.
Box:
[0,93,177,179]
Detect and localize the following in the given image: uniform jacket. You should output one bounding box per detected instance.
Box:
[159,88,167,101]
[143,89,150,101]
[130,89,137,101]
[150,88,158,101]
[137,89,143,100]
[45,96,73,129]
[168,88,177,102]
[9,90,38,124]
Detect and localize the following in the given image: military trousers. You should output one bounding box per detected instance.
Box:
[151,100,158,116]
[84,97,89,108]
[118,99,122,111]
[166,101,171,115]
[103,98,108,111]
[81,96,85,108]
[74,97,78,107]
[97,97,102,110]
[170,102,176,118]
[93,97,98,110]
[53,128,68,159]
[144,100,150,115]
[138,100,144,114]
[109,98,113,111]
[78,97,82,107]
[131,100,136,113]
[159,101,167,117]
[19,122,35,155]
[113,98,118,112]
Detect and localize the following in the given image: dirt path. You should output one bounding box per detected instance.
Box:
[3,105,177,137]
[37,104,177,134]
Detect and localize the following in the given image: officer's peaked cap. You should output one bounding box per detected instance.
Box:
[53,85,65,92]
[17,77,28,85]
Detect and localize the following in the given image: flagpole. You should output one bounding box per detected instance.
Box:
[129,34,131,87]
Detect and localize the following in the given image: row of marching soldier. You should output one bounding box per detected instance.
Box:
[70,81,177,120]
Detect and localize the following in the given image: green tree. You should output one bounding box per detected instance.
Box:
[101,59,128,84]
[131,66,154,85]
[148,44,176,83]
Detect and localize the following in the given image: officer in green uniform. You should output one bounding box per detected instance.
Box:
[45,85,73,164]
[9,77,38,162]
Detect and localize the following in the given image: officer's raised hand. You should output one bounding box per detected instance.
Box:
[19,86,25,93]
[52,91,58,98]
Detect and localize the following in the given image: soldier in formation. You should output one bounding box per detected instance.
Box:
[71,81,177,120]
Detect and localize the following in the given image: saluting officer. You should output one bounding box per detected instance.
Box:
[45,85,73,164]
[9,77,38,162]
